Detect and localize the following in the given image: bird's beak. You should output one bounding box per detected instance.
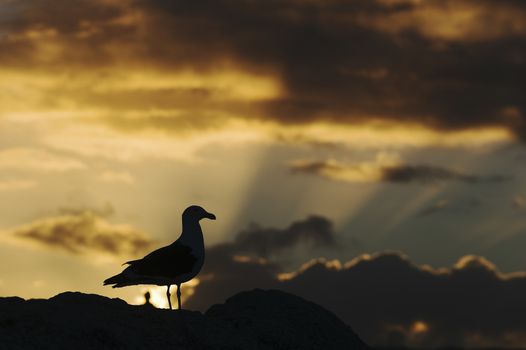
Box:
[204,212,216,220]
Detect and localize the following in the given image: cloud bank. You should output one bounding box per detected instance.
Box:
[232,215,336,258]
[1,0,525,141]
[291,159,511,184]
[189,249,526,348]
[7,209,153,257]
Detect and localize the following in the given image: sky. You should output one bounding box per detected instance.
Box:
[0,0,525,347]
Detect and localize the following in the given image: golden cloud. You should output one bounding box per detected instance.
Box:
[5,210,153,257]
[0,0,524,147]
[290,158,388,183]
[290,152,511,184]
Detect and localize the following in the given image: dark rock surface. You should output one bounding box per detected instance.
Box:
[0,289,370,350]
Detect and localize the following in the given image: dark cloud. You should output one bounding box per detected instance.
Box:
[383,165,478,183]
[205,215,338,266]
[381,165,512,184]
[189,215,341,308]
[136,0,526,137]
[187,251,526,348]
[291,160,345,176]
[0,0,134,68]
[290,159,512,184]
[12,210,153,257]
[234,215,336,258]
[1,0,526,138]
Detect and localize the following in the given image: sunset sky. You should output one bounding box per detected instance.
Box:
[1,0,526,347]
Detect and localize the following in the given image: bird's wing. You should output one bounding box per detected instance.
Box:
[124,241,197,278]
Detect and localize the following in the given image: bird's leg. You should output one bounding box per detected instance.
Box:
[176,283,182,310]
[166,285,172,310]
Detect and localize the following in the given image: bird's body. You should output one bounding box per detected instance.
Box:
[104,205,215,309]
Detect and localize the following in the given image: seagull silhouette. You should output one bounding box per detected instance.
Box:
[103,205,215,310]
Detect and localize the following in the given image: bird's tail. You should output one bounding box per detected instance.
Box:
[103,273,130,288]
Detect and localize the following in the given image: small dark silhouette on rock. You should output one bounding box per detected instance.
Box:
[104,205,215,310]
[142,291,155,308]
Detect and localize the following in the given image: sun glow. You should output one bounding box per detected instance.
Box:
[132,279,200,309]
[411,320,429,334]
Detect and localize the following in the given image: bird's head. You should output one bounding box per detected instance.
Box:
[182,205,216,222]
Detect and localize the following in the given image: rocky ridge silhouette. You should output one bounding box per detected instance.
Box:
[0,289,369,349]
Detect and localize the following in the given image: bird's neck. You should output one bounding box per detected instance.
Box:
[182,218,201,234]
[180,219,204,249]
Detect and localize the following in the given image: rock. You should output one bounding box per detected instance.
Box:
[0,289,369,350]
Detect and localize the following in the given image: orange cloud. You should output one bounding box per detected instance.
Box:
[0,0,524,143]
[4,210,153,257]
